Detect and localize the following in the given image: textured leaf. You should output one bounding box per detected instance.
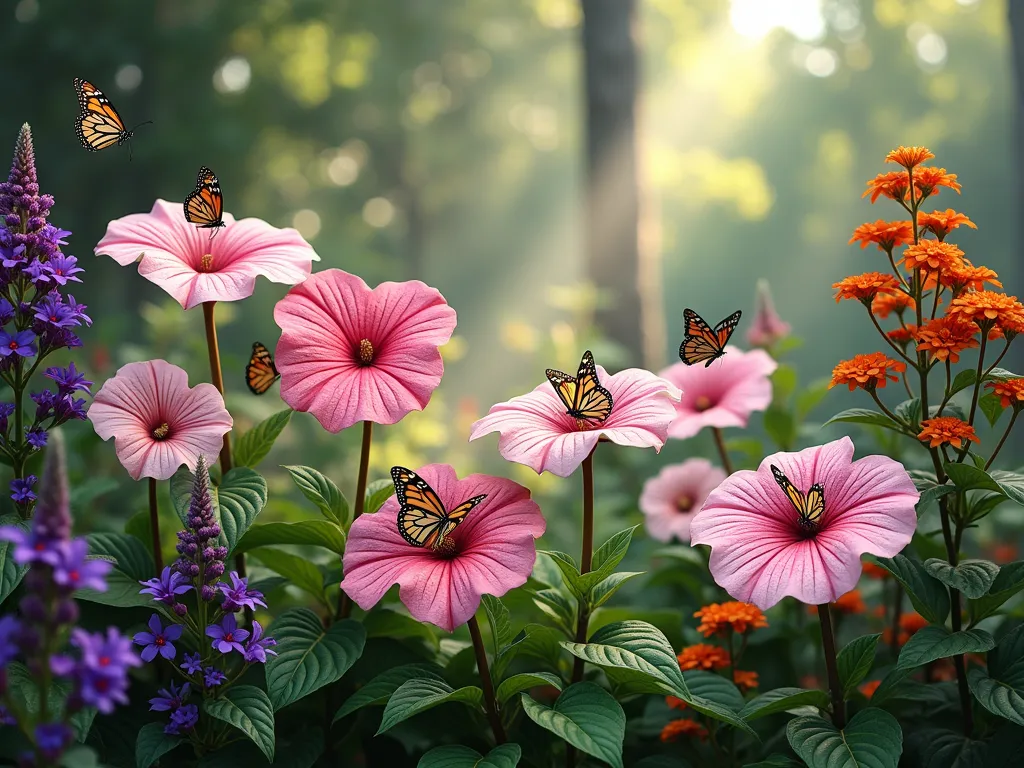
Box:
[980,394,1006,428]
[0,513,29,604]
[823,408,904,432]
[377,679,483,734]
[496,672,563,703]
[234,520,344,556]
[250,548,328,607]
[897,626,995,671]
[364,478,394,515]
[682,671,745,712]
[234,409,292,469]
[875,555,950,624]
[521,683,625,768]
[989,470,1024,507]
[135,723,182,768]
[787,708,903,768]
[925,559,999,599]
[740,688,830,721]
[75,569,160,610]
[837,634,881,697]
[417,744,522,768]
[967,625,1024,726]
[334,663,444,722]
[265,608,365,710]
[216,468,268,555]
[203,685,276,762]
[587,526,639,587]
[906,728,991,768]
[481,594,513,655]
[972,561,1024,624]
[282,465,349,527]
[589,571,644,610]
[86,532,154,581]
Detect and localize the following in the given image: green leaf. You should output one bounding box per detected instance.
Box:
[740,688,830,721]
[589,571,644,610]
[924,559,999,599]
[282,465,349,527]
[531,587,576,636]
[481,594,513,656]
[837,634,881,698]
[520,683,625,768]
[966,624,1024,726]
[539,550,584,599]
[234,520,345,556]
[170,466,195,527]
[944,463,1007,496]
[86,532,154,581]
[203,685,276,763]
[787,708,902,768]
[971,561,1024,624]
[0,513,29,604]
[989,470,1024,506]
[135,722,182,768]
[875,555,950,624]
[949,370,978,398]
[895,398,923,430]
[772,364,798,403]
[980,393,1006,428]
[217,467,268,555]
[823,408,904,433]
[764,404,796,449]
[417,744,522,768]
[265,608,365,711]
[589,526,639,584]
[250,548,328,608]
[234,408,293,468]
[744,756,803,768]
[496,672,562,703]
[682,670,745,712]
[334,663,444,722]
[364,478,394,515]
[362,607,440,650]
[376,678,483,735]
[796,378,831,419]
[897,626,995,671]
[75,569,160,610]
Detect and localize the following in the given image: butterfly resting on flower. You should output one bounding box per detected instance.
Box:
[771,464,825,530]
[545,350,613,428]
[391,466,486,554]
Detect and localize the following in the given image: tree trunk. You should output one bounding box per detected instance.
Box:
[581,0,643,362]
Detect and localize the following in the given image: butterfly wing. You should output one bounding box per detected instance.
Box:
[74,78,128,151]
[803,484,826,526]
[245,342,280,395]
[679,308,725,367]
[184,166,225,229]
[771,464,808,517]
[572,350,613,422]
[545,367,578,414]
[713,310,743,349]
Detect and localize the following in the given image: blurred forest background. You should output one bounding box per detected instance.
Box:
[0,0,1020,555]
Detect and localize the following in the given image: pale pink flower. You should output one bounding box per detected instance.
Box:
[660,347,776,440]
[469,366,680,478]
[341,464,545,632]
[88,360,233,481]
[95,199,318,310]
[639,459,726,543]
[747,279,791,349]
[690,437,918,610]
[273,269,456,433]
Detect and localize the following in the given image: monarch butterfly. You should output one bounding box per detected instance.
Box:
[245,342,280,395]
[771,464,825,530]
[73,78,150,157]
[545,350,613,425]
[391,466,486,551]
[679,308,742,367]
[184,166,226,239]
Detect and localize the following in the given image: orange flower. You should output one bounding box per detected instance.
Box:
[991,542,1019,562]
[913,316,979,364]
[871,291,915,319]
[733,670,759,691]
[914,166,961,198]
[677,644,730,671]
[918,416,980,449]
[694,601,769,637]
[940,260,1001,294]
[666,695,687,711]
[901,240,965,273]
[885,146,935,169]
[863,171,911,204]
[887,325,917,348]
[986,378,1024,410]
[882,612,929,646]
[948,290,1024,331]
[660,719,708,743]
[830,352,907,392]
[918,209,977,239]
[859,680,881,699]
[871,605,887,619]
[849,220,915,251]
[833,272,901,304]
[862,561,890,579]
[834,589,867,614]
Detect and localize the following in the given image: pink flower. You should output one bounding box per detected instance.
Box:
[639,459,727,543]
[88,360,233,481]
[95,200,318,310]
[341,464,545,632]
[660,347,776,440]
[747,279,791,349]
[469,366,680,478]
[273,269,457,433]
[690,437,918,609]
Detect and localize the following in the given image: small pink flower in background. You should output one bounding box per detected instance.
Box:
[274,269,457,433]
[88,360,232,481]
[640,459,726,543]
[95,199,318,310]
[660,347,776,440]
[690,437,918,610]
[341,464,545,632]
[747,279,791,349]
[469,365,680,478]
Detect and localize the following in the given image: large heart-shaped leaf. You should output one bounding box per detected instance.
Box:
[216,468,268,555]
[897,626,995,671]
[875,555,950,624]
[234,520,344,556]
[740,688,830,721]
[971,561,1024,624]
[495,672,562,704]
[265,608,365,711]
[250,548,328,608]
[334,663,444,722]
[924,559,999,600]
[203,685,275,763]
[135,722,182,768]
[282,465,349,527]
[521,683,625,768]
[234,408,292,469]
[417,744,522,768]
[0,513,29,605]
[682,671,745,712]
[377,679,483,735]
[787,708,903,768]
[86,532,154,581]
[837,634,881,697]
[966,624,1024,726]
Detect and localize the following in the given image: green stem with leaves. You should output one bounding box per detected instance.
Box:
[339,420,373,620]
[468,615,507,744]
[817,603,845,730]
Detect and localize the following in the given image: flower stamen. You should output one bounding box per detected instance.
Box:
[152,423,170,440]
[199,253,213,272]
[675,494,694,512]
[694,395,712,412]
[358,338,374,365]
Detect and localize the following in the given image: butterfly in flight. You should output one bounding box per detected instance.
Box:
[679,308,742,367]
[771,465,825,530]
[245,342,280,395]
[391,466,486,552]
[184,166,226,239]
[545,350,613,426]
[73,78,150,158]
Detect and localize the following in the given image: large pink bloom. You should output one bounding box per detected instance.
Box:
[95,199,318,309]
[690,437,918,609]
[639,459,726,543]
[469,366,680,477]
[341,464,545,632]
[88,360,233,481]
[660,347,776,440]
[273,269,457,433]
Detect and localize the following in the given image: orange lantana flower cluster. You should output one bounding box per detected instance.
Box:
[808,589,866,616]
[901,240,964,273]
[676,643,729,671]
[913,316,979,364]
[830,352,906,392]
[918,209,976,239]
[660,719,708,743]
[693,601,768,637]
[948,290,1024,334]
[986,378,1024,410]
[871,292,915,319]
[885,145,935,169]
[849,220,914,252]
[833,272,901,304]
[918,416,980,450]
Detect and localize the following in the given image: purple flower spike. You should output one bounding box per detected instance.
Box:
[180,652,202,676]
[133,614,183,662]
[0,614,20,666]
[34,294,78,328]
[165,703,199,735]
[217,571,267,613]
[45,361,92,395]
[10,474,37,503]
[139,566,193,605]
[0,329,36,358]
[52,538,111,592]
[243,620,278,664]
[149,680,191,712]
[62,628,140,714]
[44,254,84,285]
[206,613,249,655]
[26,427,47,448]
[203,667,226,687]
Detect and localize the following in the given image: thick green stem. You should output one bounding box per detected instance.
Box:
[339,421,373,620]
[817,603,846,729]
[939,496,974,736]
[468,615,507,744]
[149,477,163,572]
[566,450,596,768]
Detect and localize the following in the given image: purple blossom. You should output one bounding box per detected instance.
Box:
[45,362,92,395]
[53,393,88,423]
[10,474,37,503]
[23,258,49,285]
[0,614,20,666]
[32,389,56,420]
[65,295,91,326]
[180,652,203,676]
[34,722,72,761]
[0,241,25,268]
[206,613,249,655]
[149,680,191,712]
[74,626,142,678]
[243,620,278,664]
[166,703,199,735]
[26,427,47,448]
[217,571,267,613]
[34,294,78,328]
[139,566,193,605]
[174,457,226,595]
[44,254,84,285]
[133,614,183,662]
[0,300,12,325]
[58,628,140,714]
[52,538,111,592]
[0,329,36,357]
[203,667,226,687]
[0,401,13,434]
[0,524,59,566]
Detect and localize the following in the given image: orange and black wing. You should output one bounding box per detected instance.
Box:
[713,310,742,349]
[392,466,485,549]
[184,166,225,230]
[245,342,280,395]
[74,78,129,151]
[771,464,825,528]
[571,350,613,422]
[545,367,578,414]
[679,308,723,366]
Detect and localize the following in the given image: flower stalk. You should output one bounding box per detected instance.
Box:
[468,615,506,744]
[570,450,596,687]
[149,477,163,572]
[817,603,846,730]
[338,420,373,620]
[711,427,734,475]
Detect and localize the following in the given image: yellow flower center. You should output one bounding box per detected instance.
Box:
[152,423,170,440]
[358,338,374,365]
[199,254,213,272]
[675,494,694,513]
[694,395,713,412]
